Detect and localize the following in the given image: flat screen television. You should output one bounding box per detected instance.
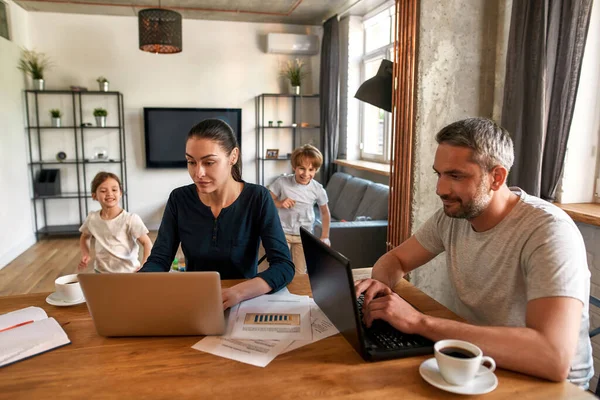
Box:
[143,108,242,168]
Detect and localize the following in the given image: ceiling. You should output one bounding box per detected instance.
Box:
[13,0,390,25]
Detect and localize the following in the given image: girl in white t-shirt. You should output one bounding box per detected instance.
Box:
[78,172,152,273]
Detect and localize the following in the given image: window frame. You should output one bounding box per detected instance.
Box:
[359,5,395,163]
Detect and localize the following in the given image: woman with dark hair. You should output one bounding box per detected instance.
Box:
[140,119,295,309]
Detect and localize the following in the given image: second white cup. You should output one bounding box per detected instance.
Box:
[434,339,496,386]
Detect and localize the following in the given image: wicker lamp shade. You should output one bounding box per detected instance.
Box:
[138,8,182,54]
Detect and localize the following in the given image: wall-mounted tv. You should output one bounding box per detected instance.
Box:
[143,108,242,168]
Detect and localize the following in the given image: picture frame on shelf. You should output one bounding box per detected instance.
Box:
[0,1,10,41]
[93,147,108,160]
[266,149,279,159]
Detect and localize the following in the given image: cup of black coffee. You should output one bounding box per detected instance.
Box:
[434,339,496,385]
[54,274,84,302]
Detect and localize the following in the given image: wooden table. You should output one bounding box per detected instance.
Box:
[0,273,593,399]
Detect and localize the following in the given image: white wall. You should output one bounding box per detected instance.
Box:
[27,12,322,229]
[558,0,600,204]
[0,0,34,269]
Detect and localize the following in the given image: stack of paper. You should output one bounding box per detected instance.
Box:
[192,290,338,367]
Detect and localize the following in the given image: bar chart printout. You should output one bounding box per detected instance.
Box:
[244,313,300,325]
[231,293,312,341]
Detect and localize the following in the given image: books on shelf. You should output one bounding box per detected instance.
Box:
[0,306,71,368]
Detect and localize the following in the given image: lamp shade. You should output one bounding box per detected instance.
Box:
[354,59,393,112]
[139,8,182,54]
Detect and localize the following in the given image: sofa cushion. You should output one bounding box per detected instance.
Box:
[331,177,371,221]
[354,183,389,220]
[325,172,351,208]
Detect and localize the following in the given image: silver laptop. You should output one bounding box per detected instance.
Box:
[78,272,225,337]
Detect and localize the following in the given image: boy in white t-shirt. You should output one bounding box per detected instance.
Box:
[269,144,331,274]
[78,172,152,273]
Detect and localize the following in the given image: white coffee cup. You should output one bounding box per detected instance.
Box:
[434,339,496,386]
[54,274,84,302]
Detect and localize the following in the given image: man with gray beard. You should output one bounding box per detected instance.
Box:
[355,118,593,389]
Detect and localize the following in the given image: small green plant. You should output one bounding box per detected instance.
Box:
[96,76,108,83]
[49,109,62,118]
[280,58,308,87]
[18,49,52,80]
[93,108,108,117]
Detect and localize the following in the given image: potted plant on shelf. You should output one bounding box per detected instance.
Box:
[93,108,108,127]
[280,58,308,95]
[50,109,62,128]
[18,49,52,91]
[96,76,109,92]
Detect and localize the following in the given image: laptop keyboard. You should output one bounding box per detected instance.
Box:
[356,294,431,351]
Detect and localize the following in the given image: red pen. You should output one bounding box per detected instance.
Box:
[0,320,34,333]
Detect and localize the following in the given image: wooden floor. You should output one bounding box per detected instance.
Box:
[0,231,371,296]
[0,232,158,296]
[0,231,370,296]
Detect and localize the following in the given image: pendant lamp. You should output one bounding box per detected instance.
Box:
[138,5,182,54]
[354,59,393,112]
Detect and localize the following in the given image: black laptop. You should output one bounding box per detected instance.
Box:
[300,227,433,361]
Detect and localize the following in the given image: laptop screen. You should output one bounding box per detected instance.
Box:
[300,227,366,358]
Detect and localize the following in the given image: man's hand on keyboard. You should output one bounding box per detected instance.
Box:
[354,278,393,308]
[362,292,422,334]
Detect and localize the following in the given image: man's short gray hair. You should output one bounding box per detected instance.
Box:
[435,117,514,172]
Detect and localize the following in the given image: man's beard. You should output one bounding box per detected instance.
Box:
[440,177,492,220]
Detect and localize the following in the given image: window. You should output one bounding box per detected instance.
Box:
[557,0,600,204]
[359,4,394,162]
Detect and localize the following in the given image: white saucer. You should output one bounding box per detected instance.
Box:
[419,357,498,395]
[45,292,86,307]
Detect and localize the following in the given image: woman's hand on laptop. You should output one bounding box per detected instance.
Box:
[222,278,273,310]
[222,287,242,310]
[362,293,422,334]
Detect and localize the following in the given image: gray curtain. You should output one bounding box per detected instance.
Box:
[501,0,592,200]
[319,16,340,185]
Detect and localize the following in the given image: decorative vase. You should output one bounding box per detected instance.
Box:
[99,82,109,92]
[292,85,300,95]
[33,79,45,91]
[95,116,106,127]
[52,117,61,128]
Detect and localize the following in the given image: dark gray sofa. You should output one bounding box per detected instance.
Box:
[314,172,389,268]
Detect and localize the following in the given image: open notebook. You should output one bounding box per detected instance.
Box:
[0,306,71,368]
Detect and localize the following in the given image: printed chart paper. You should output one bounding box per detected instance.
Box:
[230,293,312,341]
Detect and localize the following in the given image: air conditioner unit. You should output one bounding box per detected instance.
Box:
[266,33,319,55]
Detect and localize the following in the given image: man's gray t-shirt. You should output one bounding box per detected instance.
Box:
[269,174,328,236]
[414,188,593,387]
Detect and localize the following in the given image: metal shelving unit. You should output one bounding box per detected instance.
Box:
[255,93,320,185]
[25,90,128,239]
